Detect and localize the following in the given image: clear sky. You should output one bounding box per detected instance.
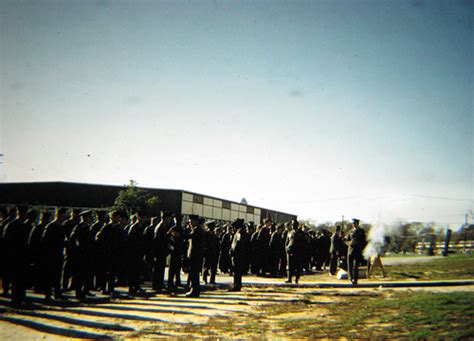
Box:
[1,0,473,227]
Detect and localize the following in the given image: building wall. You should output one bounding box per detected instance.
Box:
[0,182,183,214]
[181,191,301,224]
[0,182,296,223]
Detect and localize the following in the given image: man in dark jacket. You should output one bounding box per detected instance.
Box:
[202,220,220,285]
[3,205,32,304]
[229,218,247,291]
[41,207,67,300]
[167,214,185,289]
[127,212,146,295]
[285,220,303,284]
[346,219,367,285]
[0,206,17,296]
[256,218,272,276]
[62,208,80,291]
[152,211,173,291]
[28,211,52,293]
[185,215,204,297]
[69,210,94,299]
[219,224,233,274]
[329,225,343,276]
[269,224,284,277]
[95,210,121,294]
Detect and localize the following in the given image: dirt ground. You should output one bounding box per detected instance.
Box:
[0,255,472,339]
[0,282,472,340]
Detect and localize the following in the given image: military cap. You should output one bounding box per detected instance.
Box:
[80,210,93,217]
[71,208,81,214]
[352,218,360,224]
[189,214,199,221]
[206,220,216,230]
[263,217,272,224]
[292,219,299,228]
[96,210,106,217]
[232,218,244,229]
[335,225,341,231]
[199,217,206,224]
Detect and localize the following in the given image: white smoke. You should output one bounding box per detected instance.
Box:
[363,222,401,259]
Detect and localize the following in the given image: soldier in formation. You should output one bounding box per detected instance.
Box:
[0,203,370,304]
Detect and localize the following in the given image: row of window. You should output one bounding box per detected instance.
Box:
[184,192,256,214]
[181,200,261,223]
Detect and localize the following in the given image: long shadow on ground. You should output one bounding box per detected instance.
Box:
[0,315,111,339]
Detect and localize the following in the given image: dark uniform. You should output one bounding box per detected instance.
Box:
[249,226,260,275]
[167,215,185,289]
[269,224,284,277]
[41,208,67,300]
[329,226,343,276]
[127,215,145,295]
[285,220,303,284]
[202,221,220,284]
[28,211,52,292]
[185,215,204,297]
[152,212,172,291]
[3,206,31,304]
[61,208,80,291]
[256,222,271,276]
[0,207,17,295]
[346,219,367,285]
[229,219,247,291]
[218,225,233,274]
[89,211,106,290]
[69,210,93,298]
[143,217,158,282]
[95,211,121,294]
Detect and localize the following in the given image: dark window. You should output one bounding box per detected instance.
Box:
[247,206,254,214]
[222,201,231,209]
[193,195,203,204]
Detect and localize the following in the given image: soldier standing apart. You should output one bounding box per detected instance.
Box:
[41,207,67,301]
[3,205,31,305]
[346,218,367,285]
[185,215,204,297]
[229,218,247,292]
[329,225,343,276]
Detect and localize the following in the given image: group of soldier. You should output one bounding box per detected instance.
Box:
[0,204,367,305]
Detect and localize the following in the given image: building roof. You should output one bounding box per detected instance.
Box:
[0,181,296,218]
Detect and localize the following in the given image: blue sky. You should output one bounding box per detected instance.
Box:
[1,0,472,226]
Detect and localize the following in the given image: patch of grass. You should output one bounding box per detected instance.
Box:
[385,254,474,280]
[282,290,474,339]
[176,290,474,339]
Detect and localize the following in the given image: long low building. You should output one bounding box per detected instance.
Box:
[0,181,297,225]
